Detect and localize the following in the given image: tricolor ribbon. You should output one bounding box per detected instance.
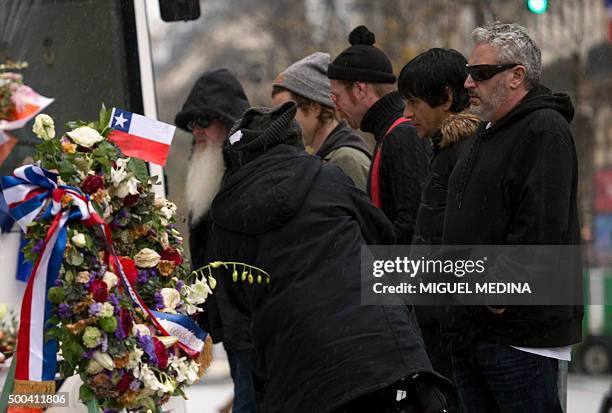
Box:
[0,165,206,387]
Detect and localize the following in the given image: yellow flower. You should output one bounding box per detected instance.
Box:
[157,260,175,277]
[61,141,77,153]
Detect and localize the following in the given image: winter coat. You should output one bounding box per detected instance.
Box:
[316,121,371,193]
[442,84,583,348]
[361,91,432,245]
[206,144,439,413]
[411,112,479,377]
[412,112,479,247]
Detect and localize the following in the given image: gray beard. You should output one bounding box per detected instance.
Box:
[470,77,509,121]
[185,142,225,225]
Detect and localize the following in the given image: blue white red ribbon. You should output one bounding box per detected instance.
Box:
[0,165,206,384]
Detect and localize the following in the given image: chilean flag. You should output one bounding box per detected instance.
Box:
[108,108,176,166]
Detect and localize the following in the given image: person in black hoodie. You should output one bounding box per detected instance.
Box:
[205,101,449,413]
[327,25,431,244]
[398,48,480,413]
[442,22,583,412]
[271,52,371,192]
[174,68,255,413]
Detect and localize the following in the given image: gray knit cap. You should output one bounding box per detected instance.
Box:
[273,52,335,108]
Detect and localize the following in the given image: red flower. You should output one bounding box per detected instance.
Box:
[117,373,133,392]
[123,193,139,207]
[90,279,108,302]
[120,308,133,336]
[111,257,137,285]
[152,337,169,369]
[160,248,182,265]
[81,174,105,194]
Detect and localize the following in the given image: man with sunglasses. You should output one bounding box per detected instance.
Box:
[175,68,255,413]
[442,22,582,413]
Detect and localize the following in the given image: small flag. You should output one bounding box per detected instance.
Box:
[107,108,176,166]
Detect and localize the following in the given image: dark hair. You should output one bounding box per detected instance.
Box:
[271,85,337,124]
[398,48,469,113]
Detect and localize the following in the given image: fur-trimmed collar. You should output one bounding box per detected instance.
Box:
[439,111,481,148]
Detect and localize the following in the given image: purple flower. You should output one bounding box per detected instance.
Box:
[101,332,108,352]
[154,292,164,310]
[175,280,185,291]
[137,334,158,366]
[32,239,45,255]
[148,268,159,278]
[54,278,62,287]
[137,270,149,284]
[58,303,72,318]
[83,349,95,359]
[88,302,103,317]
[109,293,120,308]
[128,379,141,391]
[114,326,125,340]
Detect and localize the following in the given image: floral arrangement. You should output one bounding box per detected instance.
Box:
[16,108,214,412]
[0,67,31,122]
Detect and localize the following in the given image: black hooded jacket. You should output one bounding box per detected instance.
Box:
[442,85,583,348]
[206,144,439,413]
[361,91,432,244]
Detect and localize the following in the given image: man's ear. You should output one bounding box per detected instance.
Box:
[509,65,527,89]
[354,81,367,97]
[442,87,453,112]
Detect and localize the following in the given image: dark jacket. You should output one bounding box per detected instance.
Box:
[362,91,432,244]
[316,121,371,192]
[442,85,583,348]
[207,144,439,413]
[412,113,479,246]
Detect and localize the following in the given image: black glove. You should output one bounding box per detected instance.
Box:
[399,374,448,413]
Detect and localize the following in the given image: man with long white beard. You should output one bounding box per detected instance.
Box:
[175,68,254,413]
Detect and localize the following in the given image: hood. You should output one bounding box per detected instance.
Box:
[175,68,250,130]
[316,121,371,159]
[211,145,321,234]
[490,84,574,132]
[439,111,481,148]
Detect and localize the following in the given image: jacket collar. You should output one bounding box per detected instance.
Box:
[360,91,404,141]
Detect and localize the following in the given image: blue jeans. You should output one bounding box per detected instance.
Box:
[451,341,562,413]
[227,350,256,413]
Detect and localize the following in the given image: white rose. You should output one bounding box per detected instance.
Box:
[32,114,55,140]
[71,232,86,248]
[92,351,115,370]
[111,164,128,186]
[66,126,104,148]
[102,271,118,289]
[132,324,151,336]
[134,248,161,268]
[76,271,90,283]
[86,359,103,375]
[153,197,166,209]
[116,176,139,198]
[160,288,180,311]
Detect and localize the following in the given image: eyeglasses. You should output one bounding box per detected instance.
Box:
[466,63,520,82]
[187,117,212,132]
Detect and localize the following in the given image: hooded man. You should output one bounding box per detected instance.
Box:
[442,22,583,412]
[204,101,449,413]
[175,68,255,413]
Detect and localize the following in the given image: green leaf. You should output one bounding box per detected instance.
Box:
[128,158,150,182]
[58,159,76,181]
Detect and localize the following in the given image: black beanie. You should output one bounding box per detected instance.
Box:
[327,25,396,84]
[223,101,304,172]
[175,68,250,131]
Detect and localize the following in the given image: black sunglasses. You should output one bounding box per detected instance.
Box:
[466,63,519,82]
[187,116,212,132]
